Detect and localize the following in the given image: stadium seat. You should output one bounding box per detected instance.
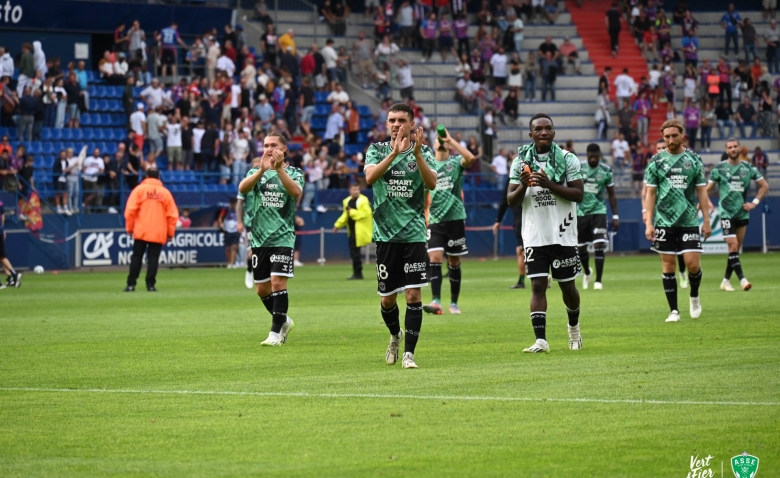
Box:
[80,114,93,126]
[314,104,331,116]
[60,128,73,140]
[359,119,373,131]
[182,171,196,183]
[311,117,326,130]
[99,114,111,126]
[344,144,366,156]
[41,128,52,141]
[203,184,219,192]
[357,132,368,144]
[314,91,329,103]
[6,129,17,141]
[52,141,64,152]
[27,142,42,154]
[92,128,105,140]
[33,156,47,169]
[71,129,84,141]
[41,142,54,154]
[95,86,107,98]
[358,105,372,117]
[82,128,95,141]
[105,143,117,155]
[112,114,126,126]
[95,99,107,112]
[185,184,199,192]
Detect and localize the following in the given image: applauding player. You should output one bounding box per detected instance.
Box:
[238,133,304,346]
[644,120,710,323]
[364,103,437,369]
[577,144,618,290]
[707,139,769,291]
[507,114,584,353]
[423,128,476,315]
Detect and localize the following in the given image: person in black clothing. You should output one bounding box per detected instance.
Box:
[333,183,368,280]
[63,73,82,129]
[632,10,651,45]
[175,90,191,119]
[200,122,220,173]
[284,77,299,135]
[32,89,45,141]
[102,153,120,212]
[736,96,758,138]
[180,116,194,171]
[494,176,526,289]
[714,100,736,138]
[123,143,141,190]
[123,77,135,123]
[16,154,34,201]
[606,2,622,57]
[280,47,300,80]
[17,86,36,142]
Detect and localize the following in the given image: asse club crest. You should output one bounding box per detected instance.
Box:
[731,452,759,478]
[407,161,418,173]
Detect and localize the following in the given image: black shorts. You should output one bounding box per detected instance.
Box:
[439,36,453,49]
[632,173,644,181]
[494,76,507,86]
[224,232,240,247]
[251,246,294,283]
[161,49,176,66]
[375,242,428,296]
[427,220,468,256]
[524,244,581,282]
[513,220,523,247]
[55,179,66,192]
[577,214,608,246]
[720,217,749,238]
[0,232,6,259]
[651,226,702,254]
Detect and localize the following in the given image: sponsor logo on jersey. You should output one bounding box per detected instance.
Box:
[403,262,427,273]
[378,282,386,292]
[532,190,557,207]
[671,168,683,173]
[391,170,406,176]
[447,237,466,247]
[552,256,579,269]
[265,183,278,189]
[682,233,700,242]
[270,254,291,263]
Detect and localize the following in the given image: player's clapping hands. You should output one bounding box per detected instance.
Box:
[392,129,410,155]
[412,127,425,156]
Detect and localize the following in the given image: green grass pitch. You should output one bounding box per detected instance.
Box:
[1,254,779,477]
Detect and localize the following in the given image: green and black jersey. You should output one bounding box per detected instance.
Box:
[577,162,614,216]
[364,142,436,243]
[644,149,706,228]
[708,161,763,221]
[428,156,466,224]
[244,166,305,248]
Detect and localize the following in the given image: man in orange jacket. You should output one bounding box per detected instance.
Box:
[123,168,179,292]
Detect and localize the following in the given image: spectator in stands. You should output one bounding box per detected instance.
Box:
[254,94,274,131]
[420,12,438,63]
[559,37,581,75]
[158,22,188,78]
[64,147,81,214]
[633,11,651,47]
[595,86,611,140]
[0,46,13,79]
[758,86,774,137]
[324,104,345,144]
[721,4,742,57]
[321,38,339,91]
[617,100,635,139]
[163,115,182,170]
[681,29,700,67]
[683,99,701,150]
[764,19,780,74]
[491,148,508,186]
[230,128,250,185]
[540,51,557,102]
[126,20,146,62]
[614,68,637,109]
[717,57,733,107]
[482,106,496,158]
[507,51,523,93]
[254,0,273,24]
[345,101,361,143]
[374,35,400,70]
[741,18,758,63]
[141,78,164,111]
[611,132,629,169]
[455,12,471,58]
[538,36,559,65]
[700,99,715,152]
[681,9,698,36]
[736,96,758,138]
[52,77,67,129]
[64,73,82,129]
[634,91,651,145]
[455,71,476,114]
[397,1,415,49]
[352,31,374,89]
[504,88,519,122]
[0,150,14,192]
[17,87,35,142]
[715,99,736,138]
[753,146,768,176]
[438,12,456,63]
[130,103,147,151]
[542,0,560,24]
[146,106,165,159]
[641,25,659,61]
[82,147,104,213]
[631,142,649,197]
[397,59,414,100]
[524,51,538,102]
[123,143,141,188]
[490,46,508,87]
[16,43,34,96]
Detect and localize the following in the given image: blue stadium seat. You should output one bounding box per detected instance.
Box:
[110,86,123,98]
[63,141,75,150]
[41,128,52,140]
[93,99,105,112]
[185,184,199,192]
[71,129,83,141]
[314,104,331,116]
[41,142,54,154]
[133,86,143,97]
[95,86,107,98]
[82,128,95,141]
[203,184,219,192]
[314,91,329,103]
[105,143,117,155]
[91,128,105,140]
[169,184,184,193]
[27,142,42,154]
[88,86,98,97]
[311,117,326,130]
[182,171,196,183]
[359,118,373,131]
[112,114,125,126]
[113,128,125,140]
[5,129,17,141]
[52,141,65,152]
[81,114,93,126]
[358,105,372,117]
[95,141,108,152]
[60,128,72,140]
[33,156,47,169]
[344,144,366,156]
[357,132,368,143]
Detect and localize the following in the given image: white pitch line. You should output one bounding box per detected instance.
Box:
[0,387,778,407]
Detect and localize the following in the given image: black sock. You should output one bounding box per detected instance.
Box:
[429,263,442,301]
[381,304,401,336]
[448,264,461,304]
[594,248,605,282]
[662,272,678,312]
[566,307,580,327]
[519,274,525,285]
[688,269,702,298]
[260,294,274,314]
[270,289,288,333]
[404,302,423,354]
[580,249,591,275]
[678,255,686,274]
[724,257,733,280]
[728,253,744,280]
[247,255,253,273]
[531,312,546,340]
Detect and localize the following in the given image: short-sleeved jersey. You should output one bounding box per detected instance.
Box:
[365,142,436,243]
[244,166,304,248]
[708,160,763,221]
[644,149,706,228]
[509,150,582,247]
[428,156,466,224]
[577,162,614,216]
[236,191,255,229]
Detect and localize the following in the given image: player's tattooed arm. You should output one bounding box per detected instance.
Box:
[744,178,769,211]
[696,184,711,240]
[238,150,271,195]
[644,186,657,242]
[365,134,408,185]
